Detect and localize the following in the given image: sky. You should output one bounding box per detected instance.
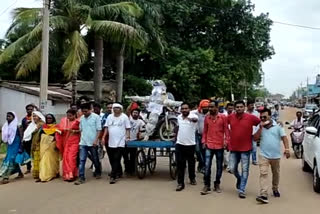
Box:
[0,0,319,98]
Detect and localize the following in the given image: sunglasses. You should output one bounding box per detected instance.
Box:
[260,116,267,120]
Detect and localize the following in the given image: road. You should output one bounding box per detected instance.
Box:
[0,108,319,214]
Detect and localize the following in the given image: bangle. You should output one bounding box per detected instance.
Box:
[285,149,290,151]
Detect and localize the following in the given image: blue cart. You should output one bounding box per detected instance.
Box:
[127,141,177,180]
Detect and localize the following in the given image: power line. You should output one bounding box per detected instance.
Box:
[273,21,320,30]
[0,0,18,17]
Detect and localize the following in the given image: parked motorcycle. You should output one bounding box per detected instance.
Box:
[289,125,304,159]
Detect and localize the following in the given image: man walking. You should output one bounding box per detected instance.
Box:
[21,104,35,174]
[272,104,280,122]
[75,103,102,185]
[246,100,260,165]
[102,103,131,184]
[191,99,210,173]
[124,109,145,175]
[175,103,198,191]
[224,102,234,170]
[228,100,260,198]
[201,101,229,195]
[254,108,290,204]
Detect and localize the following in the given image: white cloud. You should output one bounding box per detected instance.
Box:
[252,0,320,97]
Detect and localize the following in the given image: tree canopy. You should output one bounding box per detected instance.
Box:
[0,0,274,103]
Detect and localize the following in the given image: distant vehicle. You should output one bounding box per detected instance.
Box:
[302,114,320,193]
[303,104,319,118]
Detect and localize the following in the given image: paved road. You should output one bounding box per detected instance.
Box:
[0,108,319,214]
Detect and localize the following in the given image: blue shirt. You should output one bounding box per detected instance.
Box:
[79,113,102,146]
[259,121,286,159]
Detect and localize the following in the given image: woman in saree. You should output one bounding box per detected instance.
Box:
[0,112,25,184]
[56,109,80,181]
[23,111,45,182]
[39,114,60,182]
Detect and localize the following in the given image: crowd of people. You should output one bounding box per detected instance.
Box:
[0,97,290,204]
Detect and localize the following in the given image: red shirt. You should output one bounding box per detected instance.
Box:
[202,113,229,149]
[228,113,260,152]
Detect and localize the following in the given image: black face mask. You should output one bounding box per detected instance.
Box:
[202,109,209,114]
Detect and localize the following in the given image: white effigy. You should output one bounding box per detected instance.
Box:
[126,80,182,141]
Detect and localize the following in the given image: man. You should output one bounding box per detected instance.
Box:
[201,101,229,195]
[175,103,198,191]
[75,103,102,185]
[272,104,280,122]
[253,108,290,204]
[246,100,260,165]
[124,109,145,175]
[21,104,35,174]
[224,102,234,170]
[228,100,260,198]
[102,103,131,184]
[225,103,234,116]
[191,99,210,173]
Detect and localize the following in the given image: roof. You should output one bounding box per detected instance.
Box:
[0,81,71,102]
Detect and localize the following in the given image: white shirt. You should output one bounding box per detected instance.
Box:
[177,113,198,146]
[130,118,145,141]
[105,113,131,148]
[191,110,206,134]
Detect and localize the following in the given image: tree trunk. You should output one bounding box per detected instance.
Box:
[116,48,125,102]
[71,73,77,104]
[93,35,104,103]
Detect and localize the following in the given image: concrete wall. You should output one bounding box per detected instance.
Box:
[0,87,69,126]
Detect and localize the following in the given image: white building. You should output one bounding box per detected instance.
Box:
[0,81,71,126]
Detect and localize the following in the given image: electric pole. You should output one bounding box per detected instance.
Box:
[39,0,50,112]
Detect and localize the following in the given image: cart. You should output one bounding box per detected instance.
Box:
[126,141,177,180]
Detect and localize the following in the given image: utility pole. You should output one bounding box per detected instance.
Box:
[306,77,309,104]
[39,0,50,112]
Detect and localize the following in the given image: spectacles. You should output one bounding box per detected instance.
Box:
[260,116,267,120]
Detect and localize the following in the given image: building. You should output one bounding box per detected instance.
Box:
[0,80,116,126]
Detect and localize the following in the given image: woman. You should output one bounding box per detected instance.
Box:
[0,112,24,184]
[39,114,60,182]
[56,109,80,181]
[23,111,45,181]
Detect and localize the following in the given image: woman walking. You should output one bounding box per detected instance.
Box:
[0,112,24,184]
[23,111,45,182]
[39,114,60,182]
[56,109,80,181]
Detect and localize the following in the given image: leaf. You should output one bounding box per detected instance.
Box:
[62,30,88,79]
[16,43,42,78]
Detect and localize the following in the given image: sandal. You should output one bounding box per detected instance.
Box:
[35,179,41,183]
[15,174,24,179]
[2,178,9,184]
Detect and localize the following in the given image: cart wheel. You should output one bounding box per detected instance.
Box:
[169,151,177,180]
[148,148,157,174]
[135,149,147,179]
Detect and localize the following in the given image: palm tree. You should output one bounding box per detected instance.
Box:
[0,0,147,102]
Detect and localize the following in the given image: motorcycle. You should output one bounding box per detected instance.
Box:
[154,106,179,141]
[289,125,304,159]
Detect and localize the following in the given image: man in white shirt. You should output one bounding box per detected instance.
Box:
[175,103,198,191]
[191,99,209,173]
[102,103,131,184]
[123,108,145,175]
[247,100,260,165]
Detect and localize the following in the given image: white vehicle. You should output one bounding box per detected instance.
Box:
[303,104,318,118]
[302,114,320,193]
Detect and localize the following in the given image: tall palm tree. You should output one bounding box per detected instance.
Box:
[0,0,147,102]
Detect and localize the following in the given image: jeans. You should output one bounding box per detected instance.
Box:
[229,151,251,193]
[204,148,224,187]
[108,147,124,179]
[79,145,101,180]
[176,144,196,186]
[123,147,137,174]
[195,133,205,170]
[252,141,257,164]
